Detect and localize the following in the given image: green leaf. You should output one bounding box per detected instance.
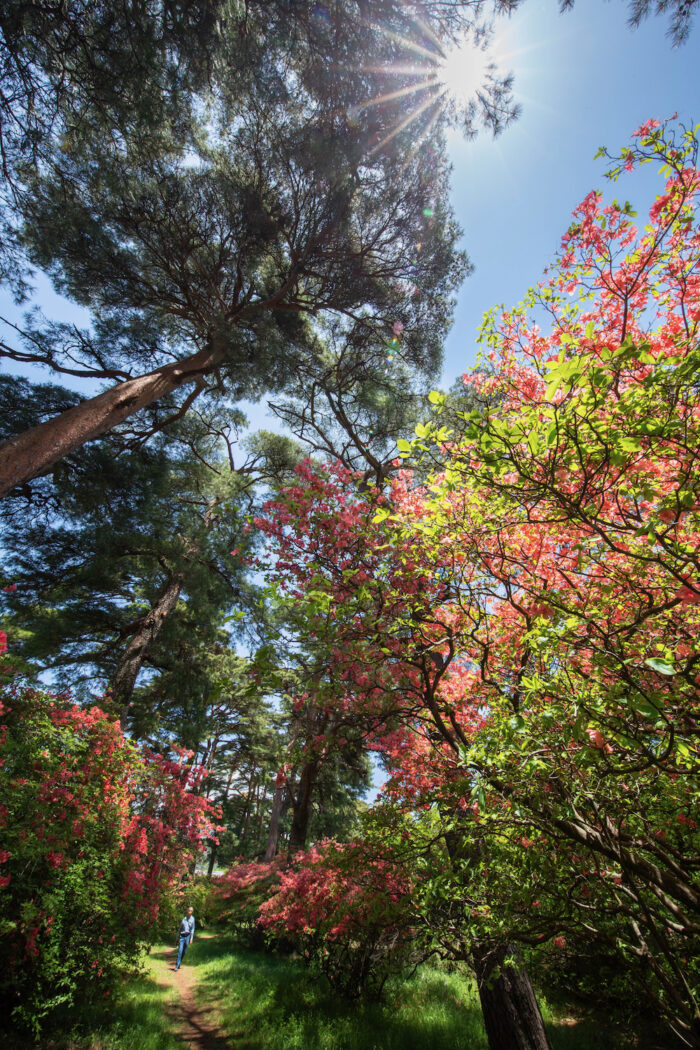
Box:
[545,379,561,402]
[644,658,676,676]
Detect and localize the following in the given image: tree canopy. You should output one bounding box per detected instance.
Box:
[1,3,699,1047]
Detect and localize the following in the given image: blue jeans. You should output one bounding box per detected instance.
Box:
[175,933,190,969]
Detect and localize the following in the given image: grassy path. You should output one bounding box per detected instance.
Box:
[158,932,233,1050]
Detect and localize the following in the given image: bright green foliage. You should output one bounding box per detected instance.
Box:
[251,118,700,1045]
[394,117,700,1042]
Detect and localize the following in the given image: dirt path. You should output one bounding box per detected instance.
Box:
[162,932,233,1050]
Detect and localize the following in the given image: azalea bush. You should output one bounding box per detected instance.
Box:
[410,115,700,1040]
[0,684,219,1036]
[215,837,421,999]
[395,116,700,1043]
[259,838,418,999]
[214,860,285,948]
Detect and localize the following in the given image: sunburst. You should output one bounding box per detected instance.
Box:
[346,11,522,157]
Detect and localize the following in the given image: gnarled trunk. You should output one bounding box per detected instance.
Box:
[441,822,551,1050]
[0,342,221,498]
[473,942,552,1050]
[112,571,184,728]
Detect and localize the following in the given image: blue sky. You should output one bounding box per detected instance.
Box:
[442,0,700,385]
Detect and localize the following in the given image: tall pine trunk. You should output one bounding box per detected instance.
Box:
[0,342,221,498]
[473,942,552,1050]
[287,758,319,855]
[113,571,184,728]
[264,774,287,861]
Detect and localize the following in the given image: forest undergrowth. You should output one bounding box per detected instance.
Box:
[33,933,672,1050]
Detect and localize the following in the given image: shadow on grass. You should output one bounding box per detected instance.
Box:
[35,949,182,1050]
[547,1020,625,1050]
[193,935,488,1050]
[192,934,678,1050]
[547,1018,678,1050]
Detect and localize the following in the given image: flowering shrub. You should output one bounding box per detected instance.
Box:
[213,860,284,948]
[259,840,418,999]
[253,117,700,1044]
[0,685,219,1036]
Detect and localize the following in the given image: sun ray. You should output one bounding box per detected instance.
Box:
[357,64,436,77]
[367,90,446,158]
[397,103,445,175]
[365,20,442,64]
[402,7,453,57]
[358,77,439,112]
[341,8,529,165]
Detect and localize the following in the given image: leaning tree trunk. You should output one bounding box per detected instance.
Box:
[473,942,552,1050]
[112,571,184,728]
[287,758,319,855]
[0,341,222,498]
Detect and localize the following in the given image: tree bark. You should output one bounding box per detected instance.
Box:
[287,758,319,855]
[441,821,551,1050]
[264,775,287,861]
[0,341,222,498]
[256,781,269,840]
[113,571,184,728]
[239,771,256,846]
[473,942,552,1050]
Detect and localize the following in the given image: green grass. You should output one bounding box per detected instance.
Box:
[37,945,182,1050]
[191,934,657,1050]
[192,934,488,1050]
[31,934,670,1050]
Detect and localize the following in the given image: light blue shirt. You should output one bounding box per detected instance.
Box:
[180,914,195,940]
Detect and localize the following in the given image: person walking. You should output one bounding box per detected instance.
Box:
[175,906,195,970]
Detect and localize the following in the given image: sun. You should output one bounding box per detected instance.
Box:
[436,42,491,107]
[351,21,518,157]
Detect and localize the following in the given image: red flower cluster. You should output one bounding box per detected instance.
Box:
[0,685,220,1035]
